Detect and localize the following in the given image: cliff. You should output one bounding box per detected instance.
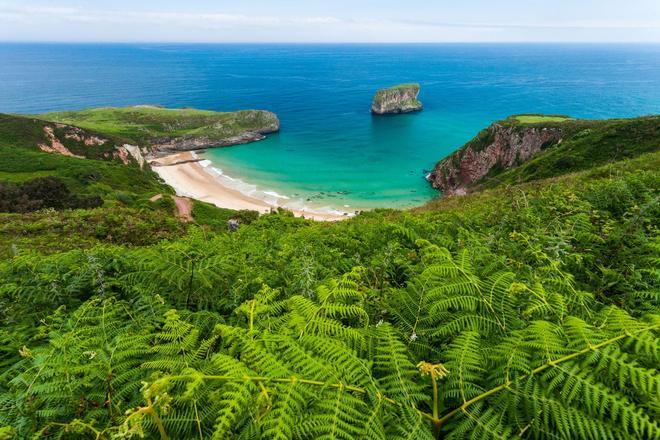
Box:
[427,116,565,194]
[371,84,423,115]
[427,114,660,195]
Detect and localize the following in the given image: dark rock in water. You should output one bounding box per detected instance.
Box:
[371,84,423,115]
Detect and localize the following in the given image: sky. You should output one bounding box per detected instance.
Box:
[1,0,659,43]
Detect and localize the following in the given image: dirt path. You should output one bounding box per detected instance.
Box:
[172,196,193,222]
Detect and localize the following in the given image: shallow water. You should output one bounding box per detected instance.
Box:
[2,43,659,209]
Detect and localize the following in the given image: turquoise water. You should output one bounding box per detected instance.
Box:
[1,44,660,210]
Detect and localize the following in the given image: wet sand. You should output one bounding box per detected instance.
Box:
[151,152,351,222]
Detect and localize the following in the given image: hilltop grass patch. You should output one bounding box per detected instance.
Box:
[513,114,572,124]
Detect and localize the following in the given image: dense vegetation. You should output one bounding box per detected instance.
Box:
[0,176,102,213]
[0,114,658,439]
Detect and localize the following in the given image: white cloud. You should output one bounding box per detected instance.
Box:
[0,3,341,28]
[0,2,658,42]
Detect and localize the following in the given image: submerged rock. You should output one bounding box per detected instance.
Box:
[371,84,423,115]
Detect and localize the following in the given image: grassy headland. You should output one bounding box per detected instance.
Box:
[39,105,280,148]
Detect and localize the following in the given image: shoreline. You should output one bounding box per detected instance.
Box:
[150,151,353,222]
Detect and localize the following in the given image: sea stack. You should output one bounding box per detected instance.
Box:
[371,83,423,115]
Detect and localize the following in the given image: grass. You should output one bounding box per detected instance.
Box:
[0,113,125,160]
[0,146,167,196]
[2,109,657,260]
[38,106,279,146]
[0,107,281,257]
[375,84,420,96]
[419,149,660,214]
[513,115,572,124]
[390,83,420,90]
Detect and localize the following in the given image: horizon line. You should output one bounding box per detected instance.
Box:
[2,40,660,45]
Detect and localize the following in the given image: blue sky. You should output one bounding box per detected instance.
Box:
[1,0,659,42]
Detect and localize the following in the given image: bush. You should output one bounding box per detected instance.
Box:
[0,177,103,213]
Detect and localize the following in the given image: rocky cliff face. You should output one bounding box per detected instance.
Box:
[427,123,563,195]
[371,84,423,115]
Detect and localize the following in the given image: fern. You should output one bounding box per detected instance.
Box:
[1,166,659,440]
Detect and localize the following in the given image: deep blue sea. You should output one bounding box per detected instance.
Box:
[1,43,659,210]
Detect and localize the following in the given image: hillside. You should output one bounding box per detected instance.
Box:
[0,114,658,439]
[428,114,660,194]
[0,114,164,204]
[0,113,144,164]
[0,110,271,256]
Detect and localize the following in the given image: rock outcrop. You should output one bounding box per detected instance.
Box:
[149,110,280,156]
[31,107,281,163]
[427,122,563,195]
[371,84,423,115]
[34,122,148,167]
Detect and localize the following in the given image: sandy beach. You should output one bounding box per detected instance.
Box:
[150,152,351,222]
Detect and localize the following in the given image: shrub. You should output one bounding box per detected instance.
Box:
[0,176,102,213]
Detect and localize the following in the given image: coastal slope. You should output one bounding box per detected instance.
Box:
[3,110,659,439]
[427,114,660,194]
[371,84,423,114]
[0,113,147,166]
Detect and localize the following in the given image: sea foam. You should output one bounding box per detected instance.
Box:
[196,154,353,217]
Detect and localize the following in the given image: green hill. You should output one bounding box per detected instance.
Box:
[0,113,658,439]
[39,105,280,152]
[428,114,660,194]
[0,111,266,255]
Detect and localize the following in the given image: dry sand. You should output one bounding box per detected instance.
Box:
[150,152,351,222]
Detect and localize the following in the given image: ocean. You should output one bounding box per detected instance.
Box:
[1,43,659,210]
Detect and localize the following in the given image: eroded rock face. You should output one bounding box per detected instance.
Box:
[116,144,148,169]
[150,111,280,156]
[150,129,276,154]
[39,126,85,159]
[371,84,423,115]
[427,123,563,195]
[36,124,149,167]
